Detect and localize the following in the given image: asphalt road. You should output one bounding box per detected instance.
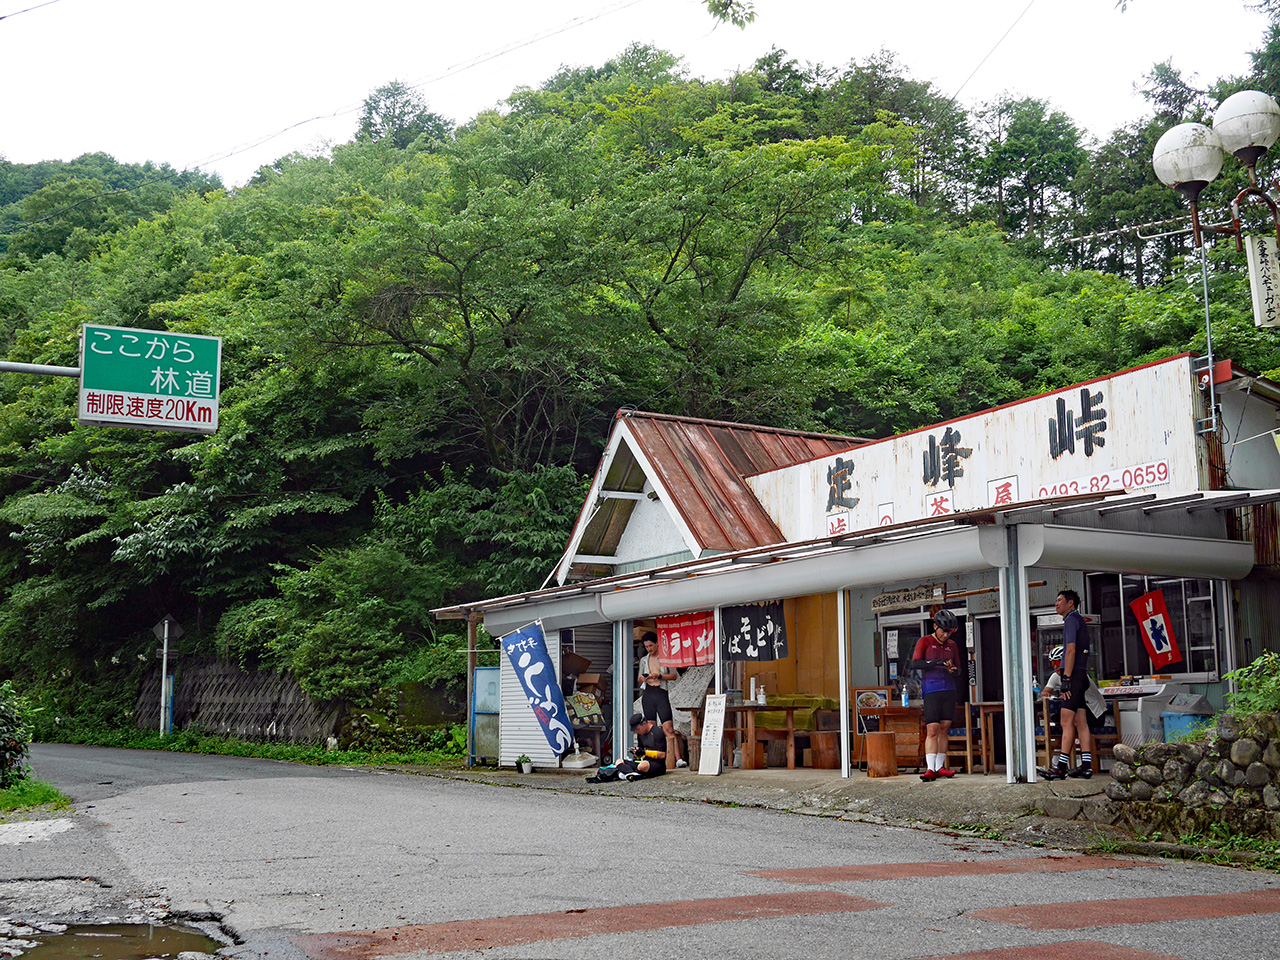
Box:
[8,744,1280,960]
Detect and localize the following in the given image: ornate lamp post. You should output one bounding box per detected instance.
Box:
[1152,90,1280,435]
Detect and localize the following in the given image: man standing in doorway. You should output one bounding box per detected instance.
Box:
[1045,589,1094,780]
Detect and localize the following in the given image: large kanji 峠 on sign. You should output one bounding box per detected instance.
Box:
[78,324,221,434]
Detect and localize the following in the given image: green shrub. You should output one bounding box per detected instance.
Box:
[1224,652,1280,716]
[0,680,37,787]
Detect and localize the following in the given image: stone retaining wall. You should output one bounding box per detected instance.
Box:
[1103,711,1280,838]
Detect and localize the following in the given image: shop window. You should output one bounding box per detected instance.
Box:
[1086,573,1219,682]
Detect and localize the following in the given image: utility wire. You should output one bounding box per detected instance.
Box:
[183,0,645,174]
[949,0,1039,102]
[0,0,62,23]
[8,0,646,229]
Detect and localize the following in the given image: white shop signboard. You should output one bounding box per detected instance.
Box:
[748,355,1203,540]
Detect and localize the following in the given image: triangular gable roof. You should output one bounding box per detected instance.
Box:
[556,410,867,583]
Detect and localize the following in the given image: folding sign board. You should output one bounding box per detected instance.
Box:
[1128,589,1182,670]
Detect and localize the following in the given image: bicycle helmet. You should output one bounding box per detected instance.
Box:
[933,608,959,632]
[1049,645,1064,663]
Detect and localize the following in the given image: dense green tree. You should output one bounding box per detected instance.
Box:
[357,81,454,150]
[976,96,1085,240]
[1067,120,1186,286]
[0,155,218,260]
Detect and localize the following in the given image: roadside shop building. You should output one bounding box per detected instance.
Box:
[433,353,1280,782]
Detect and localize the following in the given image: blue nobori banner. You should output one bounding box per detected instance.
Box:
[500,621,573,755]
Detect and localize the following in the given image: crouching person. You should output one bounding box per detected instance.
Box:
[586,713,667,783]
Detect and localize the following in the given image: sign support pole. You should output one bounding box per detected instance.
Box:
[159,618,170,736]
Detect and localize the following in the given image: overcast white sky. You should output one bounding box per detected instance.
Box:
[0,0,1269,186]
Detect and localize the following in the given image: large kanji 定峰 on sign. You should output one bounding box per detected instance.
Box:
[1128,589,1183,670]
[79,324,221,434]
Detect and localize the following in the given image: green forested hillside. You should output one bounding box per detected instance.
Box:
[2,23,1278,732]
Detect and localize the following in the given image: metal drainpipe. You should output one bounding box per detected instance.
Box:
[837,588,851,779]
[713,606,724,695]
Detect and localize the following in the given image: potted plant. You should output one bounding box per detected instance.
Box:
[516,753,533,774]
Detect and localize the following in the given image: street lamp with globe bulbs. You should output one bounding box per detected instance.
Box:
[1152,89,1280,435]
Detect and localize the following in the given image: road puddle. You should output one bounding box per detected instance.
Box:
[12,923,220,959]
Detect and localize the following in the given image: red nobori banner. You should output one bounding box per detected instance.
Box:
[1129,589,1183,670]
[656,611,715,667]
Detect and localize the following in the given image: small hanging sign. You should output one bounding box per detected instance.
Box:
[1245,235,1280,328]
[871,583,946,613]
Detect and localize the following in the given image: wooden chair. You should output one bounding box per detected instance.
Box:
[946,702,976,774]
[1036,697,1056,770]
[1038,698,1123,772]
[1086,702,1123,771]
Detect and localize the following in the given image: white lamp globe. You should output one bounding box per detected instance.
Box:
[1212,89,1280,165]
[1153,123,1225,201]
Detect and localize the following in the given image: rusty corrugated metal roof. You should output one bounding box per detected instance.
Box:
[609,411,866,554]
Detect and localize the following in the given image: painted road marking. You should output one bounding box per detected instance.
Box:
[294,891,890,959]
[971,888,1280,929]
[909,943,1184,960]
[750,855,1144,884]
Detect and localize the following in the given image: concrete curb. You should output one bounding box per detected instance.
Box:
[389,764,1140,854]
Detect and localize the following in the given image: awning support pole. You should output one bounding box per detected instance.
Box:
[998,525,1036,783]
[466,617,477,767]
[613,619,634,760]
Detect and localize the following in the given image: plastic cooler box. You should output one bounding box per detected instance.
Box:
[1162,711,1209,740]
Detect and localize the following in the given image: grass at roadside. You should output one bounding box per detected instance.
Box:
[1091,824,1280,871]
[47,726,468,769]
[0,777,71,814]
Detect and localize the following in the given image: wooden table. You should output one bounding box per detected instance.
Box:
[689,702,807,770]
[974,701,1005,774]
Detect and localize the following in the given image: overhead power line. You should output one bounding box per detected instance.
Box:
[949,0,1039,102]
[0,0,62,23]
[6,0,647,231]
[183,0,646,175]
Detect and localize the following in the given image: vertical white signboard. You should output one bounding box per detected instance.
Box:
[1246,234,1280,328]
[698,693,727,775]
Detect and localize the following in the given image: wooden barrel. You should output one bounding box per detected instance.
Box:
[866,731,898,777]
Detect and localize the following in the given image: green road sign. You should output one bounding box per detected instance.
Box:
[78,324,221,434]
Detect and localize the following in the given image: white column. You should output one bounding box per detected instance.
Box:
[997,525,1037,783]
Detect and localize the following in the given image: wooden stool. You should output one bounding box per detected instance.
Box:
[866,731,898,777]
[809,731,840,769]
